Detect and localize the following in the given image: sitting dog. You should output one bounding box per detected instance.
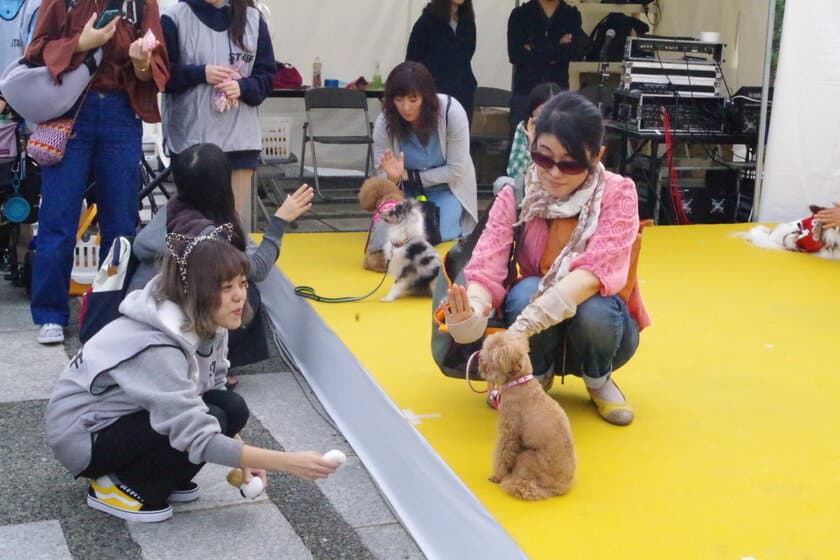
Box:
[738,205,840,260]
[378,198,441,302]
[480,331,576,500]
[358,177,405,272]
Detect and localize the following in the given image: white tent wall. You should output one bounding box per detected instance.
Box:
[654,0,769,91]
[758,0,840,222]
[152,1,771,176]
[257,0,516,171]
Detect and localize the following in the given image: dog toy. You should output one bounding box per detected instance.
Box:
[226,469,265,499]
[322,449,347,467]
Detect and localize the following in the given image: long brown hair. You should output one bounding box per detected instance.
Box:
[230,0,256,50]
[159,240,253,339]
[427,0,474,23]
[383,62,440,145]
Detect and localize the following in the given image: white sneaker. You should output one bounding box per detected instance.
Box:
[37,323,64,344]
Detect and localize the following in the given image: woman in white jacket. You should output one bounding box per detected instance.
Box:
[373,61,478,241]
[45,232,337,523]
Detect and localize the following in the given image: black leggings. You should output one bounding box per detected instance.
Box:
[81,389,249,505]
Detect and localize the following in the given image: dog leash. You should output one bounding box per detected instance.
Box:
[465,350,488,394]
[294,269,389,303]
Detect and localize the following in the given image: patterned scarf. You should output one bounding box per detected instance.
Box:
[517,163,606,299]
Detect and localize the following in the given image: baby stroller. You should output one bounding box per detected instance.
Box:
[0,122,41,293]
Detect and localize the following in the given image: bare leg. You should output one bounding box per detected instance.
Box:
[232,169,254,233]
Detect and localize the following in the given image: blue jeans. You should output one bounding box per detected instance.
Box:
[31,92,141,326]
[504,276,639,389]
[424,185,464,241]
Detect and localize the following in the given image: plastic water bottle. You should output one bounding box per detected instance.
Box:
[372,62,383,89]
[312,57,322,88]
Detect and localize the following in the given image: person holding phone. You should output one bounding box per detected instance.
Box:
[161,0,278,233]
[24,0,169,345]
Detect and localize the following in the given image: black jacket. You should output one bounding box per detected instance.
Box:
[507,0,582,94]
[406,7,477,114]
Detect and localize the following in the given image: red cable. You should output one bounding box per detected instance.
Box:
[661,107,690,224]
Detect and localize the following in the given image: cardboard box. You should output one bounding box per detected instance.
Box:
[471,107,510,138]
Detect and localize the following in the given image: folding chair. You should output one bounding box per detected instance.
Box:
[470,87,512,188]
[256,116,298,224]
[298,88,374,200]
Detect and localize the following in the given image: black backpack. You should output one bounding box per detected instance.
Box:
[587,13,650,62]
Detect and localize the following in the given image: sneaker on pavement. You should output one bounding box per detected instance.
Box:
[37,323,64,344]
[87,475,173,523]
[167,481,200,503]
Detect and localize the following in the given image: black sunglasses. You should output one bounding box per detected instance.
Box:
[530,150,590,175]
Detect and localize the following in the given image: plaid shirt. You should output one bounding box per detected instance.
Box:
[506,121,531,178]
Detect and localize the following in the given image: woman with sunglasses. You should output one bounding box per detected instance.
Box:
[441,91,650,426]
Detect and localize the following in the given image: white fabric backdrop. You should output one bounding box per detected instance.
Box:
[154,1,769,170]
[759,0,840,221]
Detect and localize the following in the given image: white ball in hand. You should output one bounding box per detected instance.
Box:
[322,449,347,467]
[240,476,265,499]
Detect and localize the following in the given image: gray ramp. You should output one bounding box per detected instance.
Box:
[259,268,525,560]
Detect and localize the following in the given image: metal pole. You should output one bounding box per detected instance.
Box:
[752,0,777,221]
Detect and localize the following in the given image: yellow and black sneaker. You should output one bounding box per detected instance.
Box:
[87,475,173,523]
[167,481,201,504]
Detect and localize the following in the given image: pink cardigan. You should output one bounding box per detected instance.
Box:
[464,171,651,329]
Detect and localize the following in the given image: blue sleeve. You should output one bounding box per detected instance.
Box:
[162,15,207,94]
[238,16,276,106]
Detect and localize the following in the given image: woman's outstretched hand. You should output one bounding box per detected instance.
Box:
[282,451,338,481]
[275,184,314,222]
[380,149,406,184]
[439,283,491,324]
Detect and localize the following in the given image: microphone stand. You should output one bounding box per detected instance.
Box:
[595,57,610,117]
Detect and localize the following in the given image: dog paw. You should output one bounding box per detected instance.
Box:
[380,296,394,303]
[488,475,501,484]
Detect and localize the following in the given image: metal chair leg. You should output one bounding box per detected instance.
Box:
[310,137,326,200]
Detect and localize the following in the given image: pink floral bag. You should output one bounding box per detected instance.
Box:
[26,82,92,167]
[26,118,76,166]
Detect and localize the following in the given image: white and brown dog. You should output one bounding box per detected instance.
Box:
[378,199,441,302]
[738,205,840,259]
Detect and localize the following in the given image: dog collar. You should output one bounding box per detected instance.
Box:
[373,199,399,222]
[502,374,534,391]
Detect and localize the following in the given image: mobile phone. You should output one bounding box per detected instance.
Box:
[94,9,121,29]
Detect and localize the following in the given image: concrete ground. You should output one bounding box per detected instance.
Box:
[0,173,428,559]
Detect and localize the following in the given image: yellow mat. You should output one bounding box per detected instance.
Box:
[276,224,838,560]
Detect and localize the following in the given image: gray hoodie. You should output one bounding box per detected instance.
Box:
[45,278,243,477]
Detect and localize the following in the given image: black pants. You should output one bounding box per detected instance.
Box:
[228,285,270,368]
[81,389,249,506]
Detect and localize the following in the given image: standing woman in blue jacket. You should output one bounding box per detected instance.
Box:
[406,0,476,123]
[161,0,276,232]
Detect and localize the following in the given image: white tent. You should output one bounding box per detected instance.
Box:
[248,0,772,170]
[256,0,840,227]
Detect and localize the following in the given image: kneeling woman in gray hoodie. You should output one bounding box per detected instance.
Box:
[45,232,337,523]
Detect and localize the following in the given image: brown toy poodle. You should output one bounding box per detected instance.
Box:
[358,177,405,272]
[480,331,576,500]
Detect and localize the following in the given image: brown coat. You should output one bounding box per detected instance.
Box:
[25,0,169,122]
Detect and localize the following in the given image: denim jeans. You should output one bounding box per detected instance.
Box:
[504,276,639,389]
[423,184,464,241]
[31,91,142,326]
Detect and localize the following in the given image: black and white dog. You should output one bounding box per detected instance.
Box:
[379,199,442,302]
